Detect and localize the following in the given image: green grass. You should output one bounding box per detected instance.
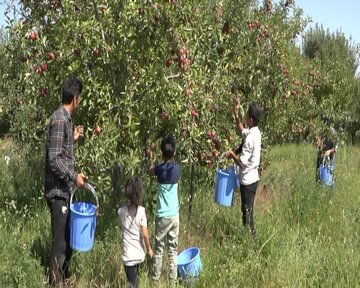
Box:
[1,139,360,287]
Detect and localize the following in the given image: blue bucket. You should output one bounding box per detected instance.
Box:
[319,164,334,187]
[319,156,335,187]
[214,154,238,207]
[177,247,202,279]
[70,183,99,252]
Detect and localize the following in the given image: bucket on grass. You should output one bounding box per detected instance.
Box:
[214,153,239,207]
[177,247,202,280]
[70,183,99,252]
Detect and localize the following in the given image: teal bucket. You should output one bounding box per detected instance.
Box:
[70,183,99,252]
[177,247,202,280]
[214,154,238,207]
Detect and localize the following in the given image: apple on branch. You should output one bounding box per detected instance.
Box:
[93,125,101,135]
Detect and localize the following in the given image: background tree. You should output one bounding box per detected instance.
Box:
[302,24,360,143]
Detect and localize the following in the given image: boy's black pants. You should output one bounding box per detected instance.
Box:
[240,181,258,237]
[47,197,73,286]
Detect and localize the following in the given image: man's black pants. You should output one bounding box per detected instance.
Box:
[47,197,73,285]
[240,181,258,237]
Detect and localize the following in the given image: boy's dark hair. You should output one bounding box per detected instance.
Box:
[62,76,83,104]
[160,135,176,160]
[124,176,143,209]
[248,102,262,126]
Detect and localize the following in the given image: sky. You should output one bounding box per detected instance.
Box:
[295,0,360,46]
[0,0,359,46]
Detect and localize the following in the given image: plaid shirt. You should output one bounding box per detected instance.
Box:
[44,106,78,200]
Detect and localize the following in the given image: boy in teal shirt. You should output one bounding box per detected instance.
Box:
[147,135,180,282]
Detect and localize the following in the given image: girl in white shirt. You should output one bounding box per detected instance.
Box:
[118,176,153,288]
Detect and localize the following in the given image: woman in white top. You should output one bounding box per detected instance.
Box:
[118,176,153,288]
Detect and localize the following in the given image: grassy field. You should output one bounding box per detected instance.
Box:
[0,138,359,287]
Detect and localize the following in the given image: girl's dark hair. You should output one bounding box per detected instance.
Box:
[124,176,143,210]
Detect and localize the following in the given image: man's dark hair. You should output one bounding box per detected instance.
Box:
[160,135,176,160]
[62,76,83,104]
[248,102,262,126]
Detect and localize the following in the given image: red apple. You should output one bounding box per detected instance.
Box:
[150,143,157,150]
[29,31,38,41]
[191,109,198,117]
[165,58,173,67]
[20,56,28,63]
[74,48,81,56]
[153,14,160,22]
[222,21,230,35]
[49,52,55,61]
[40,88,48,97]
[208,131,216,140]
[139,7,145,15]
[93,48,100,56]
[212,138,220,150]
[183,87,190,96]
[40,63,47,73]
[177,48,186,57]
[93,125,101,135]
[161,111,169,120]
[178,55,186,65]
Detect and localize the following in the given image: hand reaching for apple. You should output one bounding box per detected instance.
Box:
[74,125,84,142]
[233,97,240,118]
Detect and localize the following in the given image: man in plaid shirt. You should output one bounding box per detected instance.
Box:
[45,76,86,286]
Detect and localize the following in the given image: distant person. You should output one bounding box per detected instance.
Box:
[118,176,153,288]
[225,99,262,239]
[44,76,87,286]
[316,134,337,183]
[146,136,180,283]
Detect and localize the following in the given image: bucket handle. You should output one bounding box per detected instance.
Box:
[70,183,99,210]
[216,152,239,174]
[216,152,227,170]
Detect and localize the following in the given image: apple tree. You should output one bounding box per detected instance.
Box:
[1,0,325,211]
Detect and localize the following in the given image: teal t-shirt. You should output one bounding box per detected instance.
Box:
[154,162,180,217]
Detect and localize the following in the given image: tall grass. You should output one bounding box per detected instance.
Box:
[1,139,359,287]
